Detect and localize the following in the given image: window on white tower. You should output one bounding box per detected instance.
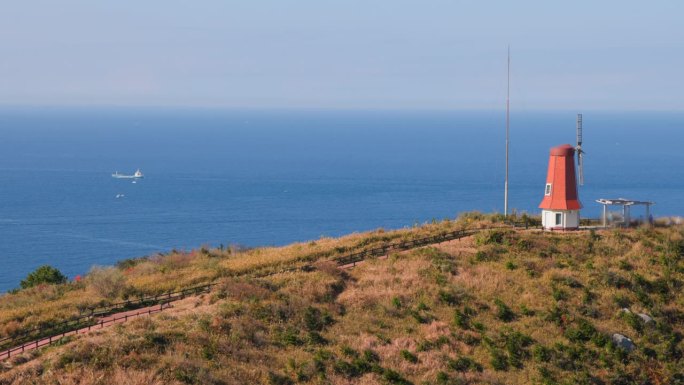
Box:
[545,183,552,196]
[555,213,562,225]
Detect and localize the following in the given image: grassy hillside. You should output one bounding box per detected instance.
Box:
[1,215,683,385]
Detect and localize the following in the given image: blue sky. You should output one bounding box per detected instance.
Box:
[1,1,682,110]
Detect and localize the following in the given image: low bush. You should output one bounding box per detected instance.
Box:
[333,349,381,379]
[475,230,509,246]
[20,265,67,289]
[400,349,418,363]
[438,289,460,306]
[454,309,471,330]
[87,266,128,298]
[564,318,598,343]
[494,299,515,322]
[447,356,483,372]
[489,349,509,371]
[501,330,534,368]
[382,369,411,385]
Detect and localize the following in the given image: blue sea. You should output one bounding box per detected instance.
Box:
[1,108,683,292]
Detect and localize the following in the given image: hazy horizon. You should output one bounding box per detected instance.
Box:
[1,1,682,111]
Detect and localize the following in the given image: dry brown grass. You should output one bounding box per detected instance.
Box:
[1,221,683,385]
[0,218,479,336]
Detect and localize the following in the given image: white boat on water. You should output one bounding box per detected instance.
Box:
[112,169,144,179]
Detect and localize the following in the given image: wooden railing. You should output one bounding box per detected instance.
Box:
[2,302,173,360]
[332,228,479,267]
[253,225,528,276]
[0,284,215,355]
[1,223,534,360]
[83,283,217,316]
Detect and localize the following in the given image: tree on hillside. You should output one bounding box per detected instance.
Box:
[20,265,67,289]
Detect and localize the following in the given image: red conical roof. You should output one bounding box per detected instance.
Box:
[539,144,582,210]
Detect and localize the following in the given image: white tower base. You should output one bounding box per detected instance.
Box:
[542,209,580,230]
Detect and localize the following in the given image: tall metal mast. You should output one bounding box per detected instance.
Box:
[504,46,510,217]
[576,113,584,186]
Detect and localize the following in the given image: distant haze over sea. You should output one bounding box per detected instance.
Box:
[0,108,682,291]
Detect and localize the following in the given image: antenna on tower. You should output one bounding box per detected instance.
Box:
[576,113,585,186]
[504,46,510,217]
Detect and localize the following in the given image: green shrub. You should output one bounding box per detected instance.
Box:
[533,345,552,362]
[552,286,568,302]
[382,369,410,385]
[474,247,501,262]
[494,299,515,322]
[333,361,361,378]
[618,260,633,271]
[341,346,358,358]
[20,265,67,289]
[612,294,632,308]
[447,356,483,372]
[435,371,451,385]
[457,333,480,347]
[307,331,327,345]
[362,349,380,364]
[489,349,509,371]
[538,366,557,385]
[278,327,303,346]
[417,336,450,352]
[475,230,508,245]
[564,318,597,343]
[604,272,631,289]
[304,306,333,332]
[519,304,535,316]
[400,349,418,363]
[333,349,381,379]
[502,330,534,368]
[268,372,294,385]
[454,309,471,329]
[621,311,644,334]
[545,304,568,327]
[591,332,609,348]
[438,289,460,306]
[581,288,596,304]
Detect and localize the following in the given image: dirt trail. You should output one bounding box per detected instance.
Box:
[1,302,173,360]
[338,234,475,269]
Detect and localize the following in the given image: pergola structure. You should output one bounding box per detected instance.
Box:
[596,198,655,227]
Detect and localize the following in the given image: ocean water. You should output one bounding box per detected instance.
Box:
[0,108,682,292]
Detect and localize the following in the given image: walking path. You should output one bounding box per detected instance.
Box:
[1,225,512,361]
[1,302,172,360]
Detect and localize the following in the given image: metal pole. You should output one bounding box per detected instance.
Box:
[504,46,510,217]
[603,204,607,227]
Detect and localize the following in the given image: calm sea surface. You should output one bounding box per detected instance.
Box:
[1,108,682,291]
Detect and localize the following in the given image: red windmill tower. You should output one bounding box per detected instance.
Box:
[539,114,585,230]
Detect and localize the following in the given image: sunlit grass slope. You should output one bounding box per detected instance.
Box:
[1,214,683,385]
